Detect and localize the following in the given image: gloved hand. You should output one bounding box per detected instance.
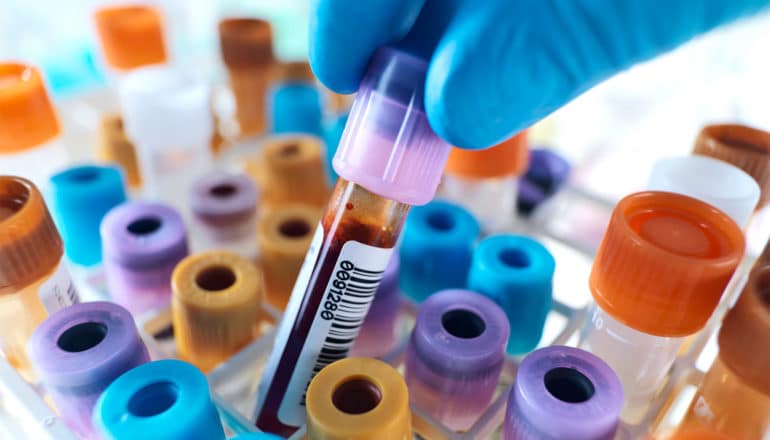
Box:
[310,0,769,149]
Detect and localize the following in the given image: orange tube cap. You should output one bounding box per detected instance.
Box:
[93,5,167,70]
[444,131,529,178]
[0,64,60,152]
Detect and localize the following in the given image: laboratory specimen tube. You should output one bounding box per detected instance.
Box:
[97,114,142,189]
[579,191,744,423]
[101,201,188,316]
[350,254,401,358]
[93,360,225,440]
[189,172,259,259]
[504,346,623,440]
[93,4,167,73]
[118,65,213,215]
[172,251,262,372]
[0,63,68,188]
[399,200,480,303]
[518,149,571,215]
[219,18,275,137]
[305,357,411,440]
[27,302,149,439]
[253,48,451,436]
[405,289,509,431]
[442,131,529,232]
[269,61,324,136]
[0,177,79,377]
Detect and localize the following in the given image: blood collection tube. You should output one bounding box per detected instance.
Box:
[92,4,167,73]
[676,263,770,439]
[189,172,259,259]
[269,62,324,136]
[350,254,401,358]
[257,204,320,309]
[405,289,509,431]
[504,346,623,440]
[27,302,150,439]
[248,135,329,209]
[97,114,142,189]
[172,251,262,372]
[0,177,79,377]
[93,360,226,440]
[118,65,213,215]
[101,201,188,316]
[579,191,744,423]
[0,63,68,188]
[305,357,411,440]
[219,18,275,137]
[467,234,555,354]
[442,131,529,231]
[399,200,479,303]
[253,48,451,436]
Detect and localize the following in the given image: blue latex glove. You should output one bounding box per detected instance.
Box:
[310,0,769,149]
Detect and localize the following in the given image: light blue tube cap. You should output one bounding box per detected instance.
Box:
[269,83,323,136]
[49,165,127,266]
[399,200,480,303]
[94,360,225,440]
[467,235,555,354]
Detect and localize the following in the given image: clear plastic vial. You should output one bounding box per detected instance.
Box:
[579,191,744,423]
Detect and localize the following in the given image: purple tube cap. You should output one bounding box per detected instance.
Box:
[409,289,509,378]
[189,172,258,226]
[333,48,450,206]
[508,346,623,440]
[101,201,189,270]
[27,301,150,389]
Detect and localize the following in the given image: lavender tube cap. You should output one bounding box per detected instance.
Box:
[101,201,189,315]
[350,254,401,358]
[405,289,509,431]
[27,302,150,439]
[190,172,258,228]
[504,346,623,440]
[333,48,451,206]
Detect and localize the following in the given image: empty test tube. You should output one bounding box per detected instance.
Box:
[579,191,744,423]
[504,346,623,440]
[442,131,529,231]
[189,172,259,259]
[101,201,189,316]
[0,177,79,377]
[269,62,324,136]
[399,200,480,303]
[93,4,167,72]
[0,63,68,188]
[172,251,262,372]
[93,360,226,440]
[305,357,411,440]
[219,18,275,137]
[97,114,142,189]
[405,289,509,431]
[467,234,555,354]
[257,204,320,309]
[27,302,150,439]
[350,254,401,358]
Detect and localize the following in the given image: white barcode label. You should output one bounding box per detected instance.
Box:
[276,237,392,426]
[38,262,80,313]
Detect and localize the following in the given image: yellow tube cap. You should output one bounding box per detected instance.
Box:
[306,357,411,440]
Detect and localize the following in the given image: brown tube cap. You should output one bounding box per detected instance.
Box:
[590,191,744,336]
[278,61,315,83]
[718,264,770,397]
[0,63,60,152]
[445,131,529,178]
[97,114,141,188]
[257,204,320,309]
[693,124,770,208]
[0,177,62,295]
[93,5,167,71]
[218,18,274,69]
[172,251,262,372]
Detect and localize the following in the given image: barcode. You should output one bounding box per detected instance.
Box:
[300,264,384,405]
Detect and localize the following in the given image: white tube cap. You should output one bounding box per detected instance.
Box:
[119,66,212,150]
[648,155,759,227]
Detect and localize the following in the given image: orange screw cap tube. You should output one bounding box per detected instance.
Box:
[257,205,320,309]
[219,18,275,137]
[172,250,262,373]
[305,357,411,440]
[97,114,141,188]
[93,5,167,71]
[0,177,78,376]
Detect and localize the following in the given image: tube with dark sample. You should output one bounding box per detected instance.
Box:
[253,48,451,436]
[350,254,401,358]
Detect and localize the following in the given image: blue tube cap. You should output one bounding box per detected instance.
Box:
[231,433,284,440]
[49,165,127,266]
[399,200,480,303]
[467,235,555,354]
[269,83,324,136]
[94,360,225,440]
